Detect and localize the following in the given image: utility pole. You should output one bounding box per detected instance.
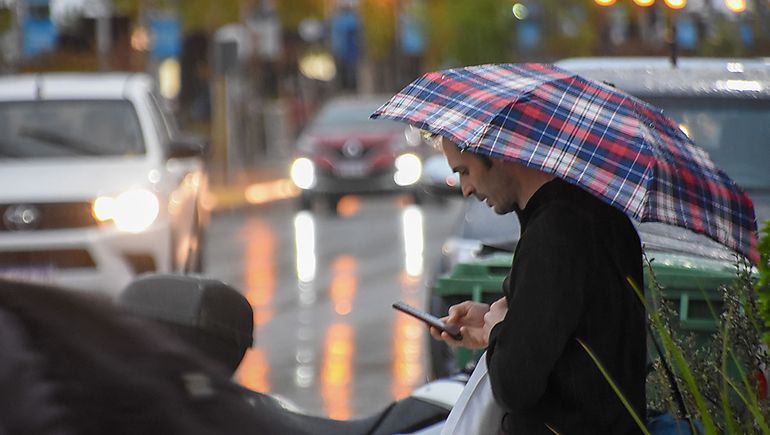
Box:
[95,0,113,71]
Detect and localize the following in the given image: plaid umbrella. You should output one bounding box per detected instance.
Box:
[371,63,759,264]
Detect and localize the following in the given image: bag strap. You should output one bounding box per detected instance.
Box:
[597,233,690,418]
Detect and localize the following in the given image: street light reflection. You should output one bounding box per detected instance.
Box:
[321,323,354,420]
[237,347,270,393]
[295,343,316,388]
[337,195,361,217]
[294,211,317,283]
[330,256,357,316]
[244,218,275,327]
[245,179,299,205]
[391,290,424,400]
[401,205,424,278]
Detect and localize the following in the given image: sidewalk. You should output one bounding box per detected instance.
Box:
[205,159,298,213]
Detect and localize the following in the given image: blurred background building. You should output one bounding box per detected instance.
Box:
[1,0,767,181]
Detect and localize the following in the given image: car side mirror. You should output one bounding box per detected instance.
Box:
[168,133,208,159]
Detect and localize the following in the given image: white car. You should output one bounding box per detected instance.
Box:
[0,73,208,297]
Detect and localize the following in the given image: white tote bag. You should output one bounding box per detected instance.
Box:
[440,351,506,435]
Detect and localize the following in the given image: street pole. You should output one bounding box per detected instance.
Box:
[11,0,24,72]
[667,8,678,68]
[96,0,112,71]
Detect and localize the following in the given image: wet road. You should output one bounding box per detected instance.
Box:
[204,194,461,418]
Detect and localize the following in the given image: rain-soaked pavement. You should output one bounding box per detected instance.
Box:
[204,194,461,418]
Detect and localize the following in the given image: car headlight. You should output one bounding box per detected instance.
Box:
[290,157,316,189]
[92,189,160,233]
[394,153,422,186]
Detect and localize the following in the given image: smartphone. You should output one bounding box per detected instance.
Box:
[392,301,462,341]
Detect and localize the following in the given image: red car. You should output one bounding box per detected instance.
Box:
[289,95,426,212]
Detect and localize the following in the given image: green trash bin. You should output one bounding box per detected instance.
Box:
[428,248,741,379]
[430,252,510,376]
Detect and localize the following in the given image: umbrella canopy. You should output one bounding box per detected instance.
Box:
[372,63,758,264]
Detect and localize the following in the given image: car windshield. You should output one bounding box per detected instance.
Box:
[645,96,770,190]
[311,99,401,131]
[0,100,145,159]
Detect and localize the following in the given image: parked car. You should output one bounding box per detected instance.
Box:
[0,73,208,297]
[289,95,427,212]
[555,56,770,224]
[425,57,770,377]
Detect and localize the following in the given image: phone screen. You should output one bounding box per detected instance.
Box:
[392,301,462,340]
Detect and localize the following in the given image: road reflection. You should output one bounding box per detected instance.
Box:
[320,256,358,417]
[294,211,316,284]
[237,218,276,392]
[393,205,425,399]
[402,205,424,278]
[329,255,357,316]
[243,218,275,327]
[237,347,270,393]
[294,212,318,390]
[321,322,355,419]
[238,200,429,417]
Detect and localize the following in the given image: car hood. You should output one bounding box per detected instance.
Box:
[0,158,156,202]
[479,221,744,265]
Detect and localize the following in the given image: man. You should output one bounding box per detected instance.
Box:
[430,138,646,434]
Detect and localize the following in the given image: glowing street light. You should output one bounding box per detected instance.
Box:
[632,0,655,6]
[724,0,747,12]
[511,3,529,20]
[594,0,617,6]
[663,0,687,9]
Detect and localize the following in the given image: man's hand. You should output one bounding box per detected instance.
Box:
[429,301,490,349]
[483,297,508,342]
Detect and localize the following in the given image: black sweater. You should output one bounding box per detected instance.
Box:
[486,178,646,434]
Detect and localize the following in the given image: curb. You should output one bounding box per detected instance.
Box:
[204,162,298,213]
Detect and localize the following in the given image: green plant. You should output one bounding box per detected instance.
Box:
[641,254,770,434]
[757,221,770,323]
[586,248,770,433]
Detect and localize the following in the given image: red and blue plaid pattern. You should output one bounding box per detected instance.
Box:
[372,63,759,264]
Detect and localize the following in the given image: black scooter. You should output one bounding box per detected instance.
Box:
[118,274,466,435]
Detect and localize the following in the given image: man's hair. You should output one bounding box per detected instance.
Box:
[420,130,442,150]
[435,133,494,169]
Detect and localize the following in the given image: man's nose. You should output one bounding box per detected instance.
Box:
[461,184,474,198]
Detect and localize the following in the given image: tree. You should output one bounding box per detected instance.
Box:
[275,0,325,33]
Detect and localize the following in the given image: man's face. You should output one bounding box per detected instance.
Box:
[441,139,519,214]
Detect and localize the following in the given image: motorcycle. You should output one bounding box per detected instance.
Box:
[118,273,467,435]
